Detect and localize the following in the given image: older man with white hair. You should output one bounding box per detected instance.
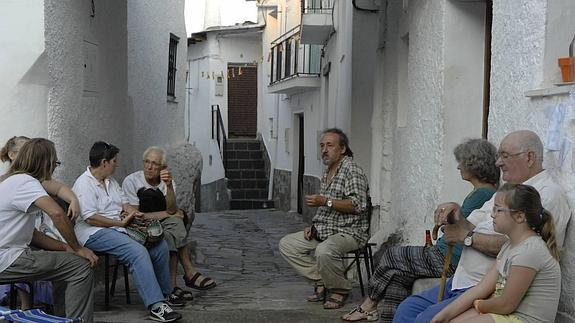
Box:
[393,130,571,323]
[122,146,216,301]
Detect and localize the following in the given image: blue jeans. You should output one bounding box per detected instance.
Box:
[85,228,172,308]
[392,278,469,323]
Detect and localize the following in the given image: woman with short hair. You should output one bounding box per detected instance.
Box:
[72,141,184,322]
[342,138,500,322]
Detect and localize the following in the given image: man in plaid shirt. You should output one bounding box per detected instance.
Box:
[279,128,370,310]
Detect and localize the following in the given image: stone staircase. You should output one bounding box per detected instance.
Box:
[225,138,274,210]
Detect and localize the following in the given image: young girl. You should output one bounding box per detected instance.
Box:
[431,183,561,323]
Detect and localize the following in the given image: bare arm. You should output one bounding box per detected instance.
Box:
[436,202,507,257]
[126,203,175,220]
[85,213,134,228]
[42,179,81,220]
[34,196,98,266]
[31,229,72,252]
[160,169,178,214]
[305,195,357,214]
[477,266,536,314]
[432,264,499,323]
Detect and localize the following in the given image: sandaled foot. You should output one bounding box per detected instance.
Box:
[184,272,216,290]
[306,286,326,302]
[341,305,379,321]
[323,293,348,310]
[172,286,194,301]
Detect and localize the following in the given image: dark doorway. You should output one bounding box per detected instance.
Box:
[482,0,493,139]
[297,114,305,214]
[228,65,257,137]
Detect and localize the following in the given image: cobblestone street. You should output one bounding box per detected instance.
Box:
[94,210,361,322]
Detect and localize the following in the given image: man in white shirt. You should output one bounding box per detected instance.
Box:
[393,130,571,323]
[122,146,215,299]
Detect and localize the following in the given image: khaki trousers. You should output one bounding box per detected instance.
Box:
[279,231,359,293]
[0,249,94,323]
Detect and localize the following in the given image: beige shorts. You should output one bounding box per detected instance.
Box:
[489,313,522,323]
[161,216,188,251]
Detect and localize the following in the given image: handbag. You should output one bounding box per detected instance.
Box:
[125,218,164,247]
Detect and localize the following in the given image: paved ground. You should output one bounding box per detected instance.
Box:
[93,209,364,322]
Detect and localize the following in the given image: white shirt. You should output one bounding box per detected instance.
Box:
[121,170,176,206]
[0,174,48,273]
[452,170,572,290]
[72,167,128,245]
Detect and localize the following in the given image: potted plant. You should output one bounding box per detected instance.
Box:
[558,34,575,83]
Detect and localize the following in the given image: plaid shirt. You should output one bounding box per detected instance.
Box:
[312,156,370,245]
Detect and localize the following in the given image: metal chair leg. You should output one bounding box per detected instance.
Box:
[123,264,131,304]
[355,250,365,297]
[104,254,109,310]
[363,248,372,280]
[110,261,119,297]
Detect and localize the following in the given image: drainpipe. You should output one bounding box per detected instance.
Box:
[268,93,280,200]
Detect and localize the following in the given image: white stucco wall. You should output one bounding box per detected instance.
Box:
[351,7,378,179]
[187,29,263,184]
[489,0,575,317]
[0,0,48,173]
[45,0,131,184]
[372,0,487,245]
[128,0,187,171]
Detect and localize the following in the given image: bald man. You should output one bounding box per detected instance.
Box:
[393,130,571,323]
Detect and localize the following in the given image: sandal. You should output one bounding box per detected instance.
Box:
[306,286,326,302]
[341,306,379,321]
[173,286,194,301]
[184,272,216,290]
[323,293,349,310]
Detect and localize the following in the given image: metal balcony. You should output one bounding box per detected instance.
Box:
[300,0,334,45]
[268,25,321,95]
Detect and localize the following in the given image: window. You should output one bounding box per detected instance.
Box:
[167,34,179,97]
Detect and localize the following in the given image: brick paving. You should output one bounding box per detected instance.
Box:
[93,209,361,322]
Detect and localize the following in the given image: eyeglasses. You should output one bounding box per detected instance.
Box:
[492,206,519,216]
[496,151,527,160]
[143,159,164,168]
[53,161,62,168]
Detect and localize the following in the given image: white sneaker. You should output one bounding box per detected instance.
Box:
[149,303,182,322]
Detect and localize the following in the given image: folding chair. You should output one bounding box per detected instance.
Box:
[343,195,376,297]
[95,252,131,309]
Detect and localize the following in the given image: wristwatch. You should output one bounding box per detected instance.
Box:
[326,199,333,208]
[464,231,474,247]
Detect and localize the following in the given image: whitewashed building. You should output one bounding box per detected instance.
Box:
[370,0,575,320]
[0,0,188,183]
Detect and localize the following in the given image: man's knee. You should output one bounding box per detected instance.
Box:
[315,240,342,259]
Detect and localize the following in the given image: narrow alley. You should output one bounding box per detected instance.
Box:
[93,210,360,322]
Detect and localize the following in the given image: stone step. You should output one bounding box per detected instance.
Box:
[228,179,268,190]
[231,189,268,199]
[230,199,275,210]
[226,169,267,180]
[226,159,265,170]
[225,140,262,152]
[226,150,263,160]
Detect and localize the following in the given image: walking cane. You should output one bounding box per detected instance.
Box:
[432,224,453,303]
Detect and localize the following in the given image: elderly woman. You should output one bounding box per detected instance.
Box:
[342,138,500,322]
[0,138,97,322]
[72,142,184,323]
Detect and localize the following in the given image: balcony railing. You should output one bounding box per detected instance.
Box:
[301,0,334,14]
[270,25,321,85]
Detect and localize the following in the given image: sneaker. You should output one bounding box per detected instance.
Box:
[149,303,182,322]
[166,289,186,307]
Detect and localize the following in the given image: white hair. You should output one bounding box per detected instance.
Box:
[142,146,166,165]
